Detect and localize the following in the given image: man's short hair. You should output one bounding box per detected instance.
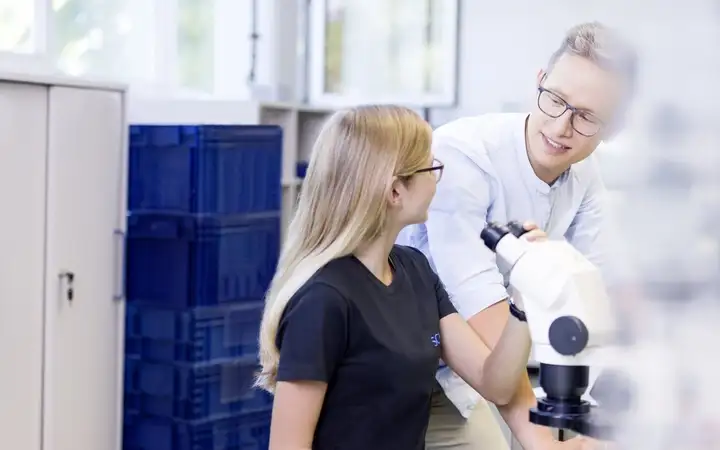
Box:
[548,22,638,95]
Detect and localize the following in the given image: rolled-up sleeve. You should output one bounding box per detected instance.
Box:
[425,139,508,320]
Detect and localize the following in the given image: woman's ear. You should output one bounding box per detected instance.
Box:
[389,176,404,206]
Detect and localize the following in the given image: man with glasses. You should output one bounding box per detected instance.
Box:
[398,22,637,450]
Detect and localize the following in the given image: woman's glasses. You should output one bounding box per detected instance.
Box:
[412,158,444,182]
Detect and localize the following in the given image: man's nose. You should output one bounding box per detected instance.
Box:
[549,110,574,137]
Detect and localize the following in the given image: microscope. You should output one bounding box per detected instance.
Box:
[481,221,621,439]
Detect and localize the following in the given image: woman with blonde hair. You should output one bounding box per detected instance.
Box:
[256,105,541,450]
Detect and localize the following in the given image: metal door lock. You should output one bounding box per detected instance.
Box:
[59,270,75,302]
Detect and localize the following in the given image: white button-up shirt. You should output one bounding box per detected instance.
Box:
[397,112,617,418]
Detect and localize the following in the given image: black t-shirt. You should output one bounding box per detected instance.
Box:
[276,245,457,450]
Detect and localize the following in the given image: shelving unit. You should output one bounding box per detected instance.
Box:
[127,98,336,241]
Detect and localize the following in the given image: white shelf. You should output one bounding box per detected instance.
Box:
[298,109,331,163]
[127,97,336,243]
[281,177,303,187]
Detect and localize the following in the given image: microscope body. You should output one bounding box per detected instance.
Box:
[482,222,618,438]
[496,235,616,367]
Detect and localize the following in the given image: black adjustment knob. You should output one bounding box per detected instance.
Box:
[548,316,589,356]
[507,220,529,238]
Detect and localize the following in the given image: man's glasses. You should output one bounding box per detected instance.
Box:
[412,158,444,182]
[537,87,604,137]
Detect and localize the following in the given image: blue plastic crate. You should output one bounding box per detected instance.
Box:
[128,125,282,215]
[124,357,273,421]
[125,301,264,364]
[296,160,309,179]
[126,213,280,308]
[123,410,271,450]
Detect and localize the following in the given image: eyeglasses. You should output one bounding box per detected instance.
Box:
[412,158,444,182]
[537,86,604,137]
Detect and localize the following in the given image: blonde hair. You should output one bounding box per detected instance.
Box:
[255,105,432,392]
[549,22,637,94]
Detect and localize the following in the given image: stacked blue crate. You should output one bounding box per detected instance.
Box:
[123,125,281,450]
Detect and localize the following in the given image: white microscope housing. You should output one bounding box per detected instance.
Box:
[480,221,618,437]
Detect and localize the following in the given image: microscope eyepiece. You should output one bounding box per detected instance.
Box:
[481,221,531,252]
[480,222,510,252]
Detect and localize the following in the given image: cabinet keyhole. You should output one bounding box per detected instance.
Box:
[60,271,75,302]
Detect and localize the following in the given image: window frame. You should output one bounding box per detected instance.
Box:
[307,0,460,108]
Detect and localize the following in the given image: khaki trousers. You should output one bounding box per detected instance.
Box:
[425,388,511,450]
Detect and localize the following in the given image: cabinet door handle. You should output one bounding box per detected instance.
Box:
[113,229,126,301]
[59,270,75,302]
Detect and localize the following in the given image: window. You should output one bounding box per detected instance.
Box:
[309,0,459,107]
[0,0,269,99]
[52,0,157,83]
[50,0,216,91]
[0,0,43,53]
[177,0,214,92]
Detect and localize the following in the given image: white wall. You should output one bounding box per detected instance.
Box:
[417,0,718,126]
[430,0,599,124]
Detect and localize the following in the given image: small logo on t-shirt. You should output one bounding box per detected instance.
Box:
[430,333,441,347]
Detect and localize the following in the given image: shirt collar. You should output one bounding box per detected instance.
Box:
[514,113,570,195]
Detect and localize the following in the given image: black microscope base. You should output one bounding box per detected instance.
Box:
[530,406,615,440]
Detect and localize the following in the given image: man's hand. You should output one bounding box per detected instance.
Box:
[519,221,548,242]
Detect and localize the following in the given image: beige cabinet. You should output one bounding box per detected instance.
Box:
[0,75,127,450]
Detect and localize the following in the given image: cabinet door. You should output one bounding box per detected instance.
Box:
[0,82,48,450]
[43,86,126,450]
